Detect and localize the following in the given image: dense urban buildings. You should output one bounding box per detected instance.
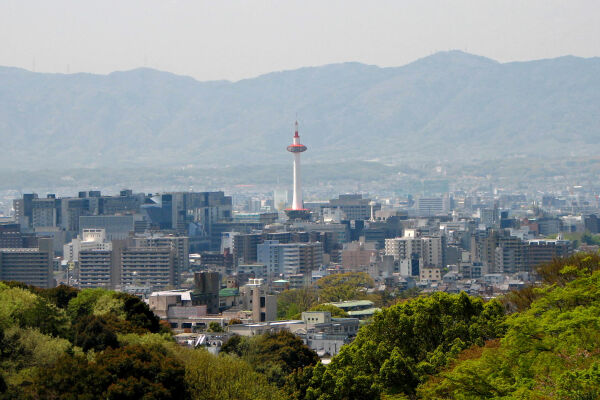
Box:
[3,178,595,326]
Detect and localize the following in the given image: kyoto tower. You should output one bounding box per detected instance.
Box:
[285,121,310,220]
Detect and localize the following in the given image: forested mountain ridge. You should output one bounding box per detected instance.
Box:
[1,51,599,169]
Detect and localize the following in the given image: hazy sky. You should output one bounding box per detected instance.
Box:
[1,0,599,81]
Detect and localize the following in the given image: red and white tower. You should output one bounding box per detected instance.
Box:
[285,121,310,220]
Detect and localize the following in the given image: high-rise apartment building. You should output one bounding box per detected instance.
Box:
[385,234,444,268]
[131,234,189,286]
[257,240,323,278]
[121,247,175,288]
[79,249,112,288]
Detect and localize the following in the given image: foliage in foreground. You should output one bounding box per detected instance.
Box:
[286,292,506,399]
[285,253,600,400]
[418,265,600,399]
[4,252,600,399]
[0,283,285,399]
[221,330,319,387]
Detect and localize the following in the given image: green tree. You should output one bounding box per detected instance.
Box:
[315,272,374,302]
[115,292,161,333]
[0,284,69,338]
[67,288,108,320]
[557,362,600,400]
[308,304,349,318]
[222,331,319,387]
[293,292,505,399]
[32,345,187,399]
[176,348,284,400]
[536,252,600,285]
[0,326,72,393]
[277,287,319,320]
[41,285,79,309]
[418,263,600,399]
[207,322,224,332]
[73,315,119,352]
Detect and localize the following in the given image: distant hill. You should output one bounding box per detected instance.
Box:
[1,51,599,169]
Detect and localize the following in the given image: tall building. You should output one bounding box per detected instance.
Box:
[31,196,58,228]
[121,247,175,288]
[257,240,323,279]
[341,241,377,271]
[0,223,37,248]
[416,196,450,216]
[131,234,189,286]
[527,239,571,272]
[238,278,277,322]
[79,249,112,288]
[232,233,262,267]
[60,197,91,232]
[385,234,444,268]
[79,215,135,240]
[13,193,38,228]
[285,121,310,220]
[495,236,528,274]
[0,238,54,288]
[64,228,112,263]
[141,191,232,248]
[385,236,423,260]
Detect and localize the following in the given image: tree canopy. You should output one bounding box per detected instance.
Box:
[0,281,286,399]
[222,330,319,387]
[286,292,506,399]
[315,272,375,303]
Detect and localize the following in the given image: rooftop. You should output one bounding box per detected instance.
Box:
[327,300,374,308]
[219,288,239,297]
[347,308,381,316]
[150,290,192,301]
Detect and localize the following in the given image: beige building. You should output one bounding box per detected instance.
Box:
[419,267,442,282]
[341,241,376,272]
[238,278,278,322]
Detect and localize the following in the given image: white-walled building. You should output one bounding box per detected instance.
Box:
[64,228,112,263]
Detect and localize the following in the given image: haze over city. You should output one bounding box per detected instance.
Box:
[1,2,600,399]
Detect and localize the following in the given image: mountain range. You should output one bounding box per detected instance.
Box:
[1,51,599,170]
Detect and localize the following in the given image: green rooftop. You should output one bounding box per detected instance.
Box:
[219,288,239,297]
[326,300,374,309]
